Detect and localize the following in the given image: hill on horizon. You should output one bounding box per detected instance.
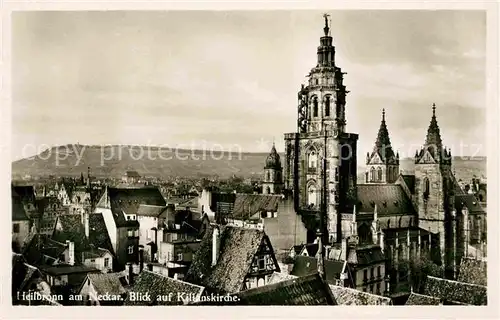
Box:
[12,144,487,182]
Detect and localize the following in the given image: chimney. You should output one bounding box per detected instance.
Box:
[212,225,221,266]
[127,262,134,285]
[66,240,75,266]
[341,237,348,261]
[316,231,325,280]
[139,247,144,272]
[379,231,385,253]
[84,211,90,238]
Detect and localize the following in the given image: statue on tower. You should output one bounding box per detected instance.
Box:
[323,13,330,36]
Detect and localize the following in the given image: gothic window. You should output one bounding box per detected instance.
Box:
[423,178,430,200]
[313,97,319,117]
[377,167,383,182]
[266,187,271,194]
[358,224,372,244]
[370,167,376,182]
[266,171,270,181]
[325,96,331,117]
[308,185,317,207]
[308,151,318,168]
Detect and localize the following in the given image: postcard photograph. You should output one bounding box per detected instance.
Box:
[8,9,491,309]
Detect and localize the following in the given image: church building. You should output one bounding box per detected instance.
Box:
[277,15,479,295]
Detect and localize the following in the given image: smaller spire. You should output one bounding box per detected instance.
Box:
[382,108,386,122]
[432,103,436,116]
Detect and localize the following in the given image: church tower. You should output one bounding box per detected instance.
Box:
[284,15,359,244]
[262,143,283,194]
[414,104,455,277]
[365,109,400,183]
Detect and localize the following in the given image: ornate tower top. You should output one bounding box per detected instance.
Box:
[265,143,282,169]
[369,109,397,163]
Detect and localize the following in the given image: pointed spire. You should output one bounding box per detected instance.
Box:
[424,103,443,151]
[369,109,396,163]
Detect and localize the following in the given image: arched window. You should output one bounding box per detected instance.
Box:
[325,96,331,117]
[358,224,373,244]
[313,97,318,117]
[377,167,383,182]
[266,187,271,194]
[266,171,270,181]
[365,172,369,182]
[370,167,376,182]
[308,151,317,168]
[423,178,430,200]
[308,185,317,208]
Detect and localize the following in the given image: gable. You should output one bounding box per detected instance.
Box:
[368,153,383,165]
[418,150,436,164]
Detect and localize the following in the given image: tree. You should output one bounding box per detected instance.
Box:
[401,255,442,293]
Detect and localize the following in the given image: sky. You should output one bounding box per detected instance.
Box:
[11,10,486,161]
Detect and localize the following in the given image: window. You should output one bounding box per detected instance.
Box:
[313,97,318,117]
[377,167,383,182]
[376,283,381,295]
[362,287,367,292]
[423,178,430,200]
[308,151,317,168]
[265,187,271,194]
[177,253,183,261]
[377,266,381,277]
[128,230,133,237]
[370,268,374,279]
[370,284,374,293]
[370,167,375,182]
[128,246,134,254]
[13,223,20,233]
[127,216,130,220]
[363,270,368,281]
[266,172,270,181]
[104,258,109,267]
[258,256,266,270]
[90,259,95,263]
[308,185,317,207]
[325,96,331,117]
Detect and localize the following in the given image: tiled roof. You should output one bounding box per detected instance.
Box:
[329,285,392,305]
[185,225,271,294]
[423,276,487,305]
[100,187,166,227]
[136,204,166,217]
[12,254,41,294]
[455,194,485,214]
[124,270,204,305]
[52,215,91,260]
[233,273,337,305]
[290,256,345,285]
[39,264,99,276]
[401,175,416,194]
[405,292,441,305]
[12,185,36,203]
[357,184,415,215]
[12,192,30,221]
[21,234,66,265]
[124,170,141,178]
[232,194,282,219]
[346,245,386,267]
[83,247,110,259]
[87,273,126,296]
[457,257,487,286]
[267,272,298,285]
[88,213,114,254]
